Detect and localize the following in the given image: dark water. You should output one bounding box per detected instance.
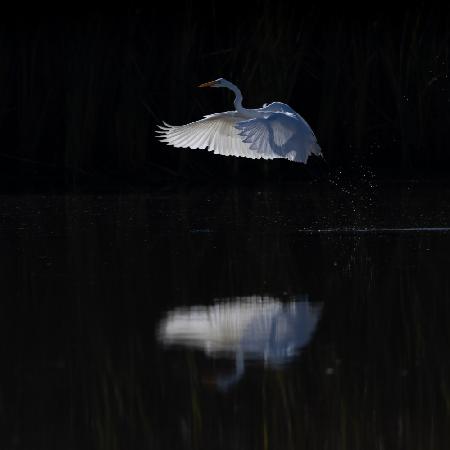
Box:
[1,181,450,449]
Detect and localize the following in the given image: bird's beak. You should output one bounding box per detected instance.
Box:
[198,80,215,88]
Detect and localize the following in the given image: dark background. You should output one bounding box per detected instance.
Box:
[0,4,449,189]
[2,6,450,448]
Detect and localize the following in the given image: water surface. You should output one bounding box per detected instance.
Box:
[1,181,450,449]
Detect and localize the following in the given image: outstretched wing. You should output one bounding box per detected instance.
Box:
[156,112,281,160]
[235,112,321,163]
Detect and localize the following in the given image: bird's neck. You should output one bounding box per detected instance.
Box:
[225,81,246,115]
[233,89,244,114]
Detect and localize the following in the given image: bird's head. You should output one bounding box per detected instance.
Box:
[198,78,228,88]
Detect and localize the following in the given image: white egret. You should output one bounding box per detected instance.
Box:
[156,78,322,163]
[157,295,322,390]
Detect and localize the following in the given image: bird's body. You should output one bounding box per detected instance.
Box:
[156,78,322,164]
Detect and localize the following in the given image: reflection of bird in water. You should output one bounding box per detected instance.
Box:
[157,296,322,391]
[156,78,322,164]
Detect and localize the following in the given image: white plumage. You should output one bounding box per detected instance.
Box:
[158,295,322,361]
[157,295,322,390]
[156,78,322,164]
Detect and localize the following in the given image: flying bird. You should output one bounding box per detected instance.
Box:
[156,78,322,164]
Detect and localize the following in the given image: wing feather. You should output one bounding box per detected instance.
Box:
[156,112,279,160]
[157,108,321,164]
[235,112,321,163]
